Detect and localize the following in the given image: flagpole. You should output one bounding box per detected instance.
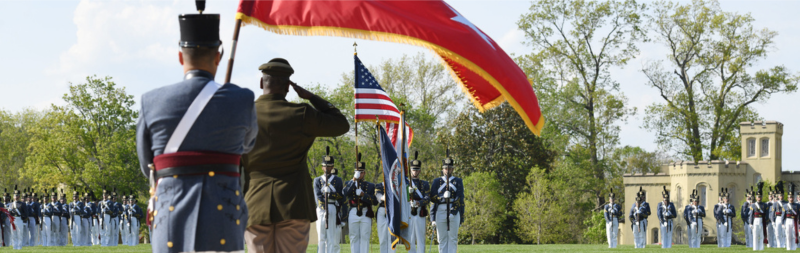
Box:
[354,42,359,158]
[224,19,243,84]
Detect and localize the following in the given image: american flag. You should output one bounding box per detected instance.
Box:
[354,55,413,150]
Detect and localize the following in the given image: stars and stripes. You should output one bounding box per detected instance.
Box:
[354,55,412,150]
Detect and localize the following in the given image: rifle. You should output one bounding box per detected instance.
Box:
[445,149,451,232]
[355,153,363,217]
[324,177,329,229]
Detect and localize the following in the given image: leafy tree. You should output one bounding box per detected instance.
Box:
[517,0,646,208]
[0,109,42,189]
[583,211,607,244]
[23,76,145,195]
[642,0,798,162]
[460,171,506,244]
[515,167,560,244]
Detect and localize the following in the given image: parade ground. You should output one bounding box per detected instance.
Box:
[7,244,800,252]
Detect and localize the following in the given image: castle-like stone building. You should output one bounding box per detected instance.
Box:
[621,121,797,245]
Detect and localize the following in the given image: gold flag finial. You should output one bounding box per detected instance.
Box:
[353,42,358,55]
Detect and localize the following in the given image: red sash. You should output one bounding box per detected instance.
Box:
[153,151,241,177]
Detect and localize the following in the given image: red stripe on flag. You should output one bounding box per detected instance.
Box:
[355,104,401,112]
[355,93,393,100]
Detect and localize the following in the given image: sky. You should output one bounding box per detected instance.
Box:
[0,0,798,168]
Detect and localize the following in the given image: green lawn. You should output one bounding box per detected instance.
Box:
[3,243,793,252]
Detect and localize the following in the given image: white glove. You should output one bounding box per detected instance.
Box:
[322,186,330,193]
[431,221,436,227]
[449,214,454,218]
[443,191,451,199]
[356,189,363,196]
[692,209,698,214]
[662,222,667,227]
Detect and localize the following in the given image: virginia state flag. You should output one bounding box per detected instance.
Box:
[378,125,410,250]
[236,0,545,136]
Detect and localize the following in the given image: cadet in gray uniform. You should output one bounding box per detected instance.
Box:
[135,2,256,253]
[314,147,344,253]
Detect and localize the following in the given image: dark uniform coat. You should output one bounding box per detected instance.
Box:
[741,202,751,225]
[657,202,677,230]
[629,202,651,230]
[409,178,430,217]
[342,180,377,222]
[604,203,623,222]
[430,176,465,224]
[242,93,349,227]
[313,174,344,225]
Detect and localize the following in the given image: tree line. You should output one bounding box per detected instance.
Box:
[0,0,796,245]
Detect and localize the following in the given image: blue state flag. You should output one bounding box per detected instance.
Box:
[378,125,411,250]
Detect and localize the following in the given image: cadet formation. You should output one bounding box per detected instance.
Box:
[0,186,143,249]
[314,148,463,253]
[605,181,800,250]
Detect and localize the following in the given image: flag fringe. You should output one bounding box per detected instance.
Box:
[389,222,411,250]
[236,13,544,136]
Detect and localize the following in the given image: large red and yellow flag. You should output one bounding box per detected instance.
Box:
[236,0,545,135]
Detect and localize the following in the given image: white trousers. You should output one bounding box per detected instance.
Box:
[408,214,426,253]
[112,217,119,246]
[605,218,618,248]
[52,216,61,247]
[70,215,80,246]
[348,208,371,253]
[121,218,129,246]
[754,218,765,250]
[40,217,51,246]
[775,217,785,248]
[92,218,100,245]
[787,218,797,250]
[376,207,395,253]
[60,218,68,246]
[434,208,460,253]
[688,221,701,248]
[717,221,731,247]
[12,217,26,249]
[317,205,341,253]
[26,218,35,246]
[129,217,139,246]
[660,221,672,248]
[768,219,776,248]
[101,215,111,246]
[633,222,646,248]
[745,223,753,248]
[82,218,91,246]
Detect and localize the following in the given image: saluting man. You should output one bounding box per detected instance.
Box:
[683,189,705,248]
[604,189,622,248]
[135,2,256,253]
[751,182,768,251]
[430,152,464,253]
[314,147,344,253]
[343,155,377,253]
[785,184,799,250]
[629,187,650,249]
[718,188,735,247]
[742,189,753,247]
[407,152,430,253]
[657,186,676,248]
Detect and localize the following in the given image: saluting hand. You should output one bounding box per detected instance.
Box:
[290,81,314,99]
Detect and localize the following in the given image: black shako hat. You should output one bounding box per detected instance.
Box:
[178,1,221,48]
[355,153,365,171]
[662,186,669,199]
[259,58,294,77]
[322,146,335,166]
[442,149,454,168]
[410,151,422,170]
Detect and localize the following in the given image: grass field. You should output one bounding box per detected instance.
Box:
[2,243,796,252]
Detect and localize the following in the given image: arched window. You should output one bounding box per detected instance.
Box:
[652,228,659,244]
[698,185,707,207]
[676,186,683,207]
[761,138,770,157]
[747,138,756,157]
[727,185,737,207]
[675,226,684,244]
